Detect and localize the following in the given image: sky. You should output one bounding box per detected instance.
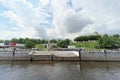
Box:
[0,0,120,40]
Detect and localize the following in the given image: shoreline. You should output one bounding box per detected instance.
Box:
[0,50,119,61]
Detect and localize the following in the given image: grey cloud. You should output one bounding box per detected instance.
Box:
[35,25,48,39]
[63,11,93,33]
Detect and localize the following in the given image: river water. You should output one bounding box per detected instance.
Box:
[0,61,120,80]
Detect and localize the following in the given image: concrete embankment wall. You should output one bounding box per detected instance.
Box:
[0,49,30,60]
[81,50,120,61]
[32,51,52,61]
[0,50,120,61]
[32,51,79,61]
[0,51,79,61]
[52,51,79,61]
[81,52,106,60]
[24,50,120,61]
[0,52,30,60]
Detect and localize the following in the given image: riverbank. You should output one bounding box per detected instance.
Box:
[0,50,120,61]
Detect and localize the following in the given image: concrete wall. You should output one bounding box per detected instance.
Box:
[31,51,52,61]
[106,52,120,61]
[31,51,79,61]
[33,55,52,60]
[0,53,30,60]
[0,50,120,61]
[81,52,105,60]
[81,51,120,61]
[52,51,79,61]
[53,56,79,61]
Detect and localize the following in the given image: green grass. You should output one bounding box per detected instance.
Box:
[35,44,45,50]
[70,41,98,49]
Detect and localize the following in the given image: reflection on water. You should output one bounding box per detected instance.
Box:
[0,61,120,80]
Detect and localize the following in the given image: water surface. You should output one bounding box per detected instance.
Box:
[0,61,120,80]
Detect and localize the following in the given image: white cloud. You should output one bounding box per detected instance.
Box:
[0,0,37,39]
[62,9,93,33]
[40,0,50,6]
[0,0,120,40]
[1,11,24,29]
[51,0,93,39]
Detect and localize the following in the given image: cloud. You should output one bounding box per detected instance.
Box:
[0,0,37,39]
[0,0,120,40]
[62,9,93,33]
[51,0,93,38]
[34,0,93,39]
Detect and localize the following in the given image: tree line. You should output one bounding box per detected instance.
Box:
[0,34,120,49]
[0,38,60,44]
[0,38,70,48]
[98,34,120,49]
[74,34,120,49]
[74,35,101,41]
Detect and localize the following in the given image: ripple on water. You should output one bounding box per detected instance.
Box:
[0,61,120,80]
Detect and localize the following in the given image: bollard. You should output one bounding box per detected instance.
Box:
[51,54,53,61]
[104,50,107,60]
[30,54,33,61]
[79,50,81,61]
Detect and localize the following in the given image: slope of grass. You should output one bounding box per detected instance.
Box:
[70,41,98,49]
[35,44,45,50]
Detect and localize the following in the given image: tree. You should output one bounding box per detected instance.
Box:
[25,40,35,49]
[19,38,25,43]
[98,38,103,48]
[103,34,109,38]
[97,34,120,49]
[11,38,18,43]
[0,40,4,43]
[112,34,119,39]
[41,39,46,44]
[36,39,41,44]
[50,39,57,43]
[74,35,101,42]
[4,40,10,44]
[57,39,70,48]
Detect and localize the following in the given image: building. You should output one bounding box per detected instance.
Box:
[0,43,24,48]
[68,46,76,49]
[93,31,99,35]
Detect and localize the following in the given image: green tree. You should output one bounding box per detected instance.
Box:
[25,40,35,49]
[98,34,120,49]
[0,40,4,43]
[57,39,70,48]
[50,39,57,43]
[74,35,101,42]
[112,34,119,39]
[19,38,25,43]
[41,39,46,44]
[103,34,109,38]
[11,38,18,43]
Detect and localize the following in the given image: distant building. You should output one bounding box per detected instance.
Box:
[0,43,24,48]
[68,46,76,49]
[0,43,5,48]
[93,31,99,35]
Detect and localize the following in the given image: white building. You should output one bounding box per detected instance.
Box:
[68,46,76,49]
[0,43,24,48]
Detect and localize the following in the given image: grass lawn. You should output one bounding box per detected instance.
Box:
[70,41,98,49]
[35,44,45,50]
